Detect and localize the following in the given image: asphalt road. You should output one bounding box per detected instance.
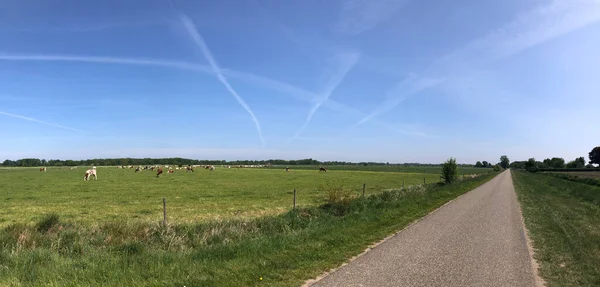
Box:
[310,170,538,287]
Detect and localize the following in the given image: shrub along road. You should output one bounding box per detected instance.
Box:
[311,170,540,287]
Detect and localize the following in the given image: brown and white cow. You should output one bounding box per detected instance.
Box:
[156,167,163,177]
[84,169,97,181]
[319,167,327,172]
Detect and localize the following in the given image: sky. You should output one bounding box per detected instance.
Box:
[1,0,599,164]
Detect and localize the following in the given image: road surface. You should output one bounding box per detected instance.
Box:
[310,170,539,287]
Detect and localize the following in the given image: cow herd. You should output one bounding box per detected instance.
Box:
[36,164,330,181]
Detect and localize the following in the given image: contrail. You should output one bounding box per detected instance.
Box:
[355,0,600,126]
[0,54,212,73]
[287,52,360,144]
[0,111,84,132]
[0,53,423,137]
[179,14,266,147]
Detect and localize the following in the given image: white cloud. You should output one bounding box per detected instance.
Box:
[356,0,600,126]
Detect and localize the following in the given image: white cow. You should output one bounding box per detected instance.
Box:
[84,169,97,181]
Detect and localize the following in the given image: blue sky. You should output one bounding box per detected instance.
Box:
[1,0,599,163]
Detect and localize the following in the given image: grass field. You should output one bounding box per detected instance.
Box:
[0,166,460,226]
[0,169,496,286]
[266,165,492,174]
[512,171,600,286]
[562,171,600,179]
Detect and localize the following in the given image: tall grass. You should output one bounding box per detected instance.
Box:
[0,173,496,286]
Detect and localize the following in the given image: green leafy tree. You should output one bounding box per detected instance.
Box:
[500,155,510,169]
[588,146,600,166]
[549,157,565,169]
[566,157,586,168]
[441,158,459,184]
[482,161,489,168]
[475,161,483,167]
[525,158,538,172]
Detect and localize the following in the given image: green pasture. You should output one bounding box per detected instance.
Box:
[0,167,450,226]
[266,165,492,174]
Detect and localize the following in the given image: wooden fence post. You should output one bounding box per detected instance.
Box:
[293,189,296,210]
[362,183,366,197]
[162,198,167,226]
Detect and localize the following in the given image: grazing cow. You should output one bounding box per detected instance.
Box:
[168,170,174,174]
[40,167,46,172]
[156,167,163,177]
[84,169,97,181]
[186,166,194,172]
[135,167,140,173]
[319,167,327,172]
[70,167,77,170]
[209,165,215,171]
[285,167,289,172]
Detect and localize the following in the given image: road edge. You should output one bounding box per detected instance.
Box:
[302,172,500,287]
[510,169,547,287]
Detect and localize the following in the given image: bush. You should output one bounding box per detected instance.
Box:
[493,165,502,172]
[36,214,60,233]
[441,158,458,184]
[318,181,355,215]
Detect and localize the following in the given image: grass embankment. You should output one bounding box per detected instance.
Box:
[0,168,441,225]
[512,171,600,286]
[0,173,496,286]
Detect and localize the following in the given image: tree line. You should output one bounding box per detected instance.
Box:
[509,146,600,171]
[474,155,510,170]
[2,157,480,168]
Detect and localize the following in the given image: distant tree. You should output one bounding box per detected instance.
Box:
[441,158,459,184]
[566,157,586,168]
[586,163,595,168]
[493,164,501,172]
[475,161,483,168]
[500,155,510,169]
[510,161,526,169]
[589,147,600,166]
[525,158,538,172]
[482,161,489,168]
[549,157,565,169]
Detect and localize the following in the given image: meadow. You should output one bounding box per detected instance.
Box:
[0,166,465,226]
[266,165,491,174]
[0,166,496,286]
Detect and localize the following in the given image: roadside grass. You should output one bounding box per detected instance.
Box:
[0,172,496,286]
[512,171,600,286]
[0,168,444,226]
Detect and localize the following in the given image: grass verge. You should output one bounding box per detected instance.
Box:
[0,173,496,286]
[512,170,600,286]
